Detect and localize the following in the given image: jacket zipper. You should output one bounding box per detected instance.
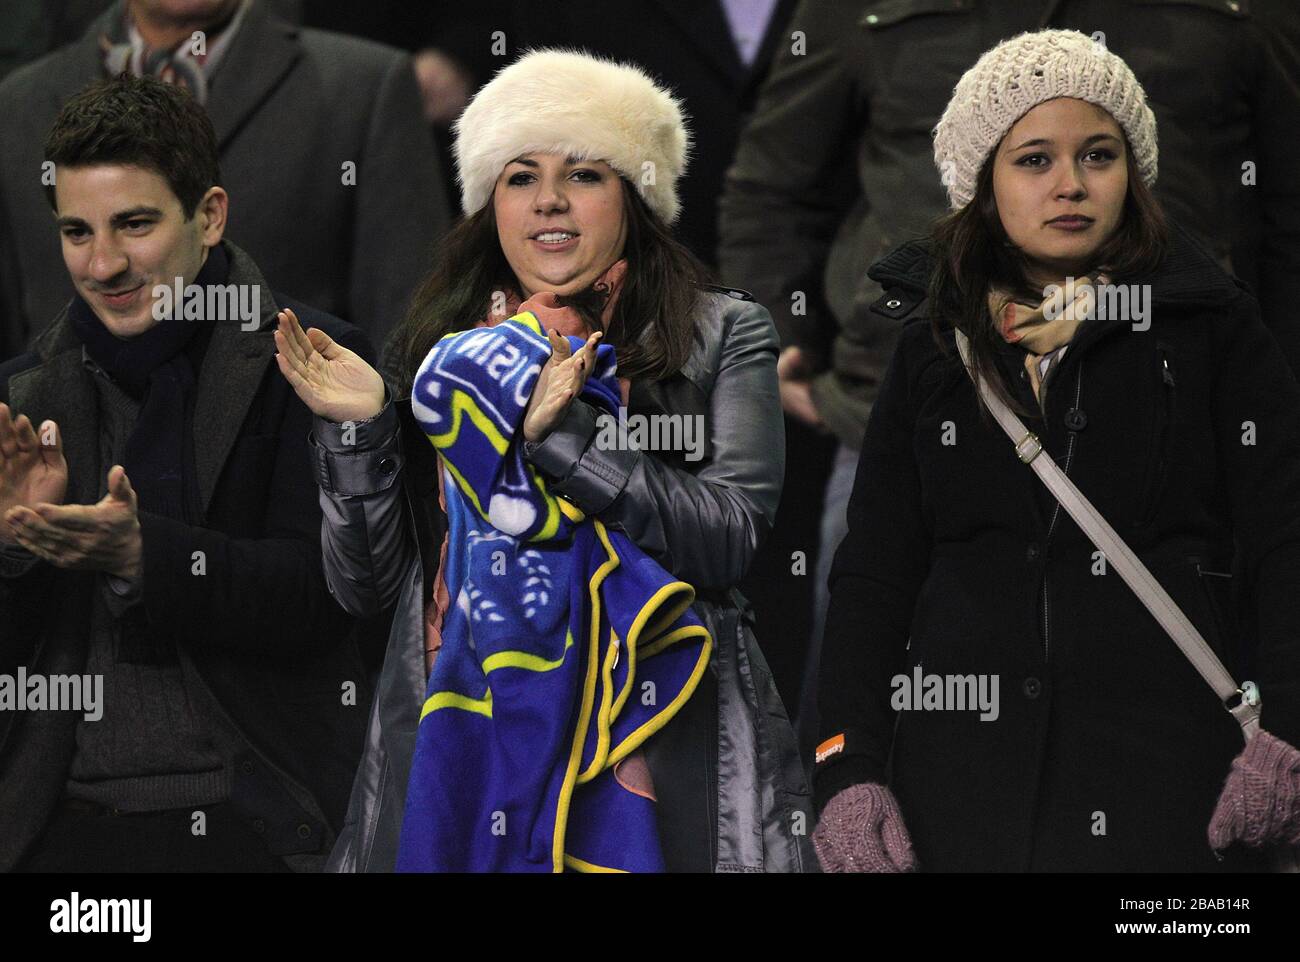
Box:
[1040,363,1084,661]
[1137,346,1176,527]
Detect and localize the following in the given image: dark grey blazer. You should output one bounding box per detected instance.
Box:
[0,0,450,361]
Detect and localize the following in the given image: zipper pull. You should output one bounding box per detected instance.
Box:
[1161,354,1175,387]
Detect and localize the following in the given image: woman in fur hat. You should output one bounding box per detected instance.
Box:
[274,49,814,872]
[811,29,1300,872]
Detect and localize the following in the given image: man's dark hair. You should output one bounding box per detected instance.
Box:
[43,74,221,217]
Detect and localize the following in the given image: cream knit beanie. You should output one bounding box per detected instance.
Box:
[933,29,1158,210]
[452,48,691,223]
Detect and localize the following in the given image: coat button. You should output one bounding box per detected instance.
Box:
[240,760,254,776]
[885,298,902,309]
[1026,542,1040,562]
[377,457,397,476]
[1064,408,1088,432]
[297,823,313,839]
[1023,677,1042,699]
[251,818,266,834]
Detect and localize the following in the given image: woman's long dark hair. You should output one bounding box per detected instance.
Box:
[926,139,1168,420]
[386,178,712,394]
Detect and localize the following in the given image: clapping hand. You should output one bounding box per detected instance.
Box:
[0,403,68,544]
[523,329,603,443]
[8,465,142,581]
[273,308,386,424]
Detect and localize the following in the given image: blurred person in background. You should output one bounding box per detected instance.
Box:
[297,0,509,213]
[0,0,301,81]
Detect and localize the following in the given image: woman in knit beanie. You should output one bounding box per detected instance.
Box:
[271,49,813,873]
[812,29,1300,872]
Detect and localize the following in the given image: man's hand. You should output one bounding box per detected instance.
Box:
[7,465,142,581]
[0,403,68,544]
[523,328,602,443]
[777,345,826,430]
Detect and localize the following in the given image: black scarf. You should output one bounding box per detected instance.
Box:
[69,243,230,526]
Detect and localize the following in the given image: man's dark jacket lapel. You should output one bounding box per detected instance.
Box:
[192,244,281,516]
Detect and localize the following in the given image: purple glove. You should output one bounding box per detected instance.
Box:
[1208,730,1300,851]
[812,782,916,873]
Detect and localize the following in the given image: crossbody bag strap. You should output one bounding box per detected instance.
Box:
[953,329,1261,743]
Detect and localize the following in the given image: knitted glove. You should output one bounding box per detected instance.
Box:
[812,782,916,873]
[1208,730,1300,851]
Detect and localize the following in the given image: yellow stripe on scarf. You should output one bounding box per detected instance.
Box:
[421,631,578,721]
[481,630,576,673]
[420,689,493,720]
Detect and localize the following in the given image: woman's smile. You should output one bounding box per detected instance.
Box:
[495,153,628,297]
[529,228,581,252]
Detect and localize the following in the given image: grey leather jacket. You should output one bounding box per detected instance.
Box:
[309,289,816,872]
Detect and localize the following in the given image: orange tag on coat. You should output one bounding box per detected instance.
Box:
[815,734,845,765]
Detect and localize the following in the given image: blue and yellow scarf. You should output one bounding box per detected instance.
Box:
[395,312,712,872]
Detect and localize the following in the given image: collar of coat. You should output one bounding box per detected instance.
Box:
[48,0,300,153]
[615,286,743,449]
[8,240,280,518]
[867,218,1246,325]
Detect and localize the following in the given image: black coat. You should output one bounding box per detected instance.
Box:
[0,242,377,871]
[815,223,1300,872]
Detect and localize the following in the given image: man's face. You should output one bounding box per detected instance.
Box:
[54,165,222,338]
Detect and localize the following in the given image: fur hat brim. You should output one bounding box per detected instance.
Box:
[453,47,691,224]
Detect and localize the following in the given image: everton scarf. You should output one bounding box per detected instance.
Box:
[395,312,712,873]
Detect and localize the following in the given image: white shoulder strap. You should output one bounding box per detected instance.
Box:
[953,329,1261,743]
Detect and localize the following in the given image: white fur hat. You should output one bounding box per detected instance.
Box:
[933,29,1158,210]
[452,48,691,223]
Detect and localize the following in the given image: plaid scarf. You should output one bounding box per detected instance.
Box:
[989,272,1109,409]
[98,0,248,104]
